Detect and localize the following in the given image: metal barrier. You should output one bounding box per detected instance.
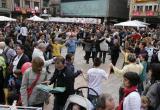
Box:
[0,105,42,110]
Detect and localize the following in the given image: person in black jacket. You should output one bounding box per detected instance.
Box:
[12,44,30,73]
[49,56,75,110]
[7,44,29,104]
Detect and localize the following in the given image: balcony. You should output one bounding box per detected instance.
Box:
[14,6,40,14]
[132,10,159,17]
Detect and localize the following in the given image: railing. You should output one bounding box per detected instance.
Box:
[0,105,42,110]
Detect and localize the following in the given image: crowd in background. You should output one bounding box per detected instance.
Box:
[0,21,160,110]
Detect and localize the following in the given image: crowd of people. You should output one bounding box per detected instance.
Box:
[0,20,160,110]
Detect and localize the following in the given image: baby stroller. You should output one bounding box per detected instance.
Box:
[64,87,99,110]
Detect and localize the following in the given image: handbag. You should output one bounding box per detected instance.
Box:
[27,73,40,98]
[17,73,40,106]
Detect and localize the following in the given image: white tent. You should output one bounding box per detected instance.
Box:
[132,20,150,26]
[27,15,45,21]
[0,16,16,21]
[114,20,147,28]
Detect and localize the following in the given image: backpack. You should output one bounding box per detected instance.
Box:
[2,47,10,66]
[151,51,159,63]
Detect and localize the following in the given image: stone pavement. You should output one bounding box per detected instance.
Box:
[45,46,124,109]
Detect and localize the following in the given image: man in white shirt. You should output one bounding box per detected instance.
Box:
[20,23,28,44]
[87,58,109,106]
[32,43,54,67]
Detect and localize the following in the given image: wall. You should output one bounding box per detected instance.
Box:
[108,0,129,19]
[61,0,108,17]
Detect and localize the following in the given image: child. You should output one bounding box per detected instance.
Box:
[72,103,86,110]
[52,39,64,57]
[141,96,154,110]
[138,54,148,94]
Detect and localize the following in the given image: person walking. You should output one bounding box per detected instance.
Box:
[44,56,76,110]
[20,57,48,107]
[87,58,109,106]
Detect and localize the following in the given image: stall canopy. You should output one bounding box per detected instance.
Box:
[114,20,148,28]
[132,20,150,26]
[47,17,101,24]
[27,15,45,21]
[0,16,16,21]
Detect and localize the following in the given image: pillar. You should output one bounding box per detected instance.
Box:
[129,0,133,20]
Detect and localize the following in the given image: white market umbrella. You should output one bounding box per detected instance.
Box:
[0,16,16,21]
[27,15,45,22]
[114,20,147,28]
[132,20,150,26]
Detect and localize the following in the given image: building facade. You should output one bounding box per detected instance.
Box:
[0,0,11,16]
[7,0,43,18]
[129,0,160,24]
[60,0,129,22]
[49,0,60,16]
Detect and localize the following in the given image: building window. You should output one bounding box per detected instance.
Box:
[1,0,6,8]
[145,5,153,11]
[149,5,152,11]
[15,0,20,7]
[25,1,30,8]
[34,2,39,7]
[145,6,148,11]
[137,5,143,12]
[2,3,6,8]
[43,0,49,7]
[154,5,158,11]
